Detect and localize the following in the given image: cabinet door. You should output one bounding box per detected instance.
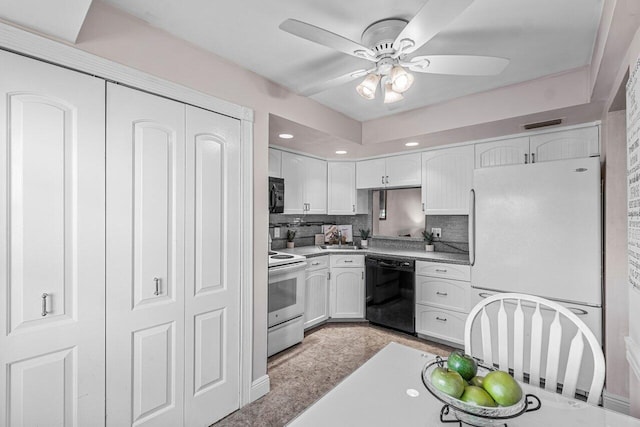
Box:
[356,158,386,189]
[281,151,305,214]
[304,156,327,214]
[305,268,329,329]
[268,148,282,178]
[330,268,364,318]
[475,136,529,168]
[529,126,599,163]
[106,83,185,427]
[184,106,241,426]
[0,51,106,426]
[385,153,422,187]
[327,162,356,215]
[421,145,474,215]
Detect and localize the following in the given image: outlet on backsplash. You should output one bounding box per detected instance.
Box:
[431,228,442,238]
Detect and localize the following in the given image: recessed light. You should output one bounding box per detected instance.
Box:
[335,150,347,154]
[279,133,294,139]
[405,142,419,147]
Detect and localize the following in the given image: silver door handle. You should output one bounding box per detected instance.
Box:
[385,176,389,184]
[352,204,355,213]
[531,153,536,163]
[469,189,476,266]
[435,269,448,273]
[362,271,364,280]
[435,316,447,322]
[524,153,528,164]
[344,260,353,263]
[422,202,425,211]
[41,293,49,316]
[436,292,448,296]
[154,277,161,295]
[381,175,385,184]
[311,262,320,266]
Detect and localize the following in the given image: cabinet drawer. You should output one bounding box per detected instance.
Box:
[416,261,470,281]
[416,276,470,312]
[415,304,467,345]
[330,254,364,268]
[306,255,329,272]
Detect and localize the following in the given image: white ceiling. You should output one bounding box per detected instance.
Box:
[102,0,604,122]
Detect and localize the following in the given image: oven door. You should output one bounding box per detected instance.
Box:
[268,262,306,327]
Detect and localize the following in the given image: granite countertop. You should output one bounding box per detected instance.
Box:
[278,245,470,265]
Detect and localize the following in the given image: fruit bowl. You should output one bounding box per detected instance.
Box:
[421,356,541,426]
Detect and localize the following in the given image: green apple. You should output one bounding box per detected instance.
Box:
[469,375,485,388]
[447,350,478,381]
[460,385,498,407]
[482,370,523,406]
[431,367,465,398]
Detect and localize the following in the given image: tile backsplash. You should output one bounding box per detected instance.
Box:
[269,213,371,250]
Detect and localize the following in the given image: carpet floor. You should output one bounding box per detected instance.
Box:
[213,323,454,427]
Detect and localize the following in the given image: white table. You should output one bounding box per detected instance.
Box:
[288,342,640,426]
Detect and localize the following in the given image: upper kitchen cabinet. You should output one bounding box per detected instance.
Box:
[328,162,357,215]
[421,145,474,215]
[356,153,421,189]
[475,126,599,168]
[529,126,599,163]
[475,136,529,168]
[282,151,327,214]
[269,148,282,178]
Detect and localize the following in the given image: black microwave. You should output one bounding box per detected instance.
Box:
[269,177,284,213]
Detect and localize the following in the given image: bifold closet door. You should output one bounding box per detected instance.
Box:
[106,83,185,427]
[184,106,241,425]
[0,50,106,426]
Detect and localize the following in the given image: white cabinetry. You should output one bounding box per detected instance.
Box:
[106,84,241,426]
[415,261,471,347]
[0,51,106,426]
[282,151,327,214]
[304,256,330,330]
[269,148,282,177]
[475,126,599,168]
[356,153,421,189]
[329,255,365,319]
[328,162,357,215]
[421,145,474,215]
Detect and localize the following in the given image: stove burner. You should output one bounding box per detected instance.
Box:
[268,251,277,256]
[271,254,294,259]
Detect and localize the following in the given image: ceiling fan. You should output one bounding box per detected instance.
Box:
[279,0,509,103]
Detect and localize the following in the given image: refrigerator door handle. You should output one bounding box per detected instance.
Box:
[469,189,476,266]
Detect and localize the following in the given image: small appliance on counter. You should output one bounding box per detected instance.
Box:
[269,177,284,213]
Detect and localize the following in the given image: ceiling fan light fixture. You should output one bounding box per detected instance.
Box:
[356,73,381,100]
[383,82,404,104]
[390,66,414,93]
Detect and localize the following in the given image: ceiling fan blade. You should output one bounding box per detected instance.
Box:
[393,0,474,55]
[280,19,376,61]
[404,55,509,76]
[299,68,373,96]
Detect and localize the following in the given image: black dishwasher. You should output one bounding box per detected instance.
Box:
[365,255,415,334]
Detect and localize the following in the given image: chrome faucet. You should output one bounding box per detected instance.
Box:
[337,229,342,247]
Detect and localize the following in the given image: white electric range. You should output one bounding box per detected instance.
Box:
[267,251,307,356]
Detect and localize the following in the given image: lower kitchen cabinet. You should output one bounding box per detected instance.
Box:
[414,261,470,347]
[330,255,365,319]
[304,256,330,330]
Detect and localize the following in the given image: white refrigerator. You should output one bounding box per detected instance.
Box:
[469,156,602,341]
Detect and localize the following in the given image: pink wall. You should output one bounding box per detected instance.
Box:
[73,1,362,383]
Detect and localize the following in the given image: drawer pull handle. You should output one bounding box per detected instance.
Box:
[312,262,320,266]
[344,260,353,263]
[435,269,448,273]
[436,292,448,296]
[435,316,447,322]
[41,293,49,317]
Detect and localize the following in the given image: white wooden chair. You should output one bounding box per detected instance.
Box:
[464,293,605,405]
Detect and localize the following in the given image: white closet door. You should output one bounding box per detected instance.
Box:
[0,50,105,426]
[184,106,241,426]
[106,83,185,427]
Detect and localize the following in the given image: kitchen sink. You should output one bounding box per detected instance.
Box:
[319,245,361,250]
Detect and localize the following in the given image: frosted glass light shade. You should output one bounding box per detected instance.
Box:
[383,82,404,104]
[356,73,380,99]
[390,66,414,93]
